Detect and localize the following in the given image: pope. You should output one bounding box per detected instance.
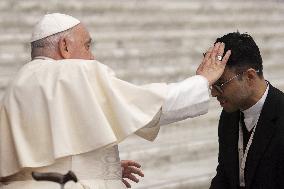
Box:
[0,13,230,189]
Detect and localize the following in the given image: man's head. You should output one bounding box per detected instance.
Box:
[211,32,267,112]
[31,13,94,60]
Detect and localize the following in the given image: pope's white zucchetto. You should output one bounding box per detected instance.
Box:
[31,13,80,42]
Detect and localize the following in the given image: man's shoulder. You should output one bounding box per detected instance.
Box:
[268,84,284,107]
[218,110,239,128]
[216,110,239,139]
[220,109,238,119]
[269,83,284,95]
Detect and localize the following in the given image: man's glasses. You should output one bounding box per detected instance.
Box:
[210,70,260,94]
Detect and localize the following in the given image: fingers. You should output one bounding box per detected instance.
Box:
[124,173,140,183]
[127,161,141,168]
[202,47,213,64]
[122,179,131,188]
[204,42,228,64]
[202,42,223,65]
[123,166,144,177]
[210,42,221,61]
[121,160,141,168]
[196,42,230,86]
[221,50,231,65]
[217,42,225,61]
[121,160,144,188]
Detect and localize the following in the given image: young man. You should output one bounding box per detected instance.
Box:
[210,32,284,189]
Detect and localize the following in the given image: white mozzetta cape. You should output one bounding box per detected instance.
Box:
[0,59,167,177]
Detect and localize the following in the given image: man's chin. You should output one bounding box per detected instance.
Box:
[223,106,238,113]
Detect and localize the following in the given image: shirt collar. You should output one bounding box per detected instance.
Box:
[33,56,54,61]
[241,83,269,131]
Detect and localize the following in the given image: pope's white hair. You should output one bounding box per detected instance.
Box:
[31,28,74,59]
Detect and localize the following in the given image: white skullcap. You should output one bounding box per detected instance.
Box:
[31,13,80,42]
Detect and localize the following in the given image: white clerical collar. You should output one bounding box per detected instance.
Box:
[241,83,269,131]
[33,56,54,61]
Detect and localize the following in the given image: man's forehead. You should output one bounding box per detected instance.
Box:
[218,67,235,81]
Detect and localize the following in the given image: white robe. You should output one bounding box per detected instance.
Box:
[0,58,209,189]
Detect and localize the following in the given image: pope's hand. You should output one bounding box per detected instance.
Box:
[196,42,231,86]
[121,160,144,188]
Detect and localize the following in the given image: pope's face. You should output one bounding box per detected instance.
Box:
[67,24,95,60]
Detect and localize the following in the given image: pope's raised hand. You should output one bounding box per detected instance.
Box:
[196,42,231,86]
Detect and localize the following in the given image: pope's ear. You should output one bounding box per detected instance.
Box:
[58,37,71,59]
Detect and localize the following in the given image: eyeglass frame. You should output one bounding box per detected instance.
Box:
[210,70,260,94]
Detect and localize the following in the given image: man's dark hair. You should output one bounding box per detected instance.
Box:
[215,32,263,77]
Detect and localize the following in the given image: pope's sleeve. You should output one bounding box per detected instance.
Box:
[159,75,210,125]
[135,75,210,138]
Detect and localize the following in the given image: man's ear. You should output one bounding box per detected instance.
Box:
[246,68,258,85]
[59,37,71,59]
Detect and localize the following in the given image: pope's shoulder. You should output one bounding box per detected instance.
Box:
[20,58,115,75]
[8,59,114,87]
[26,58,107,69]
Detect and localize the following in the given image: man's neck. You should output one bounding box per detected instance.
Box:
[241,79,268,111]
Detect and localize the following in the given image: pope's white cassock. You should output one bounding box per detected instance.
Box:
[0,57,210,189]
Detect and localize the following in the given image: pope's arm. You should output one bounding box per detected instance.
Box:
[135,74,209,139]
[159,74,209,125]
[136,42,231,136]
[159,42,231,125]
